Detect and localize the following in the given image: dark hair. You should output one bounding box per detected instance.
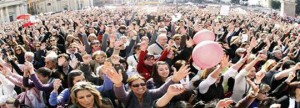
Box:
[258,97,278,108]
[133,44,140,53]
[282,60,296,70]
[67,70,84,89]
[36,67,53,77]
[152,61,169,87]
[119,58,128,70]
[144,54,154,60]
[173,60,186,71]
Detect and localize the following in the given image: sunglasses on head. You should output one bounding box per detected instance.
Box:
[92,42,100,44]
[131,83,146,87]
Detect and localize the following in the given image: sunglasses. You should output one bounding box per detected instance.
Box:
[131,83,146,87]
[92,42,100,45]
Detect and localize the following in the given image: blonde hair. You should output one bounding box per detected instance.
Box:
[127,74,145,86]
[71,82,111,108]
[261,60,276,72]
[200,67,217,80]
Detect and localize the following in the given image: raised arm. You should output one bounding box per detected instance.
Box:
[199,56,229,94]
[274,63,299,80]
[105,65,130,103]
[25,62,54,91]
[155,84,185,107]
[151,64,190,99]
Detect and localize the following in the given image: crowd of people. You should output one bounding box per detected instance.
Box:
[0,5,299,108]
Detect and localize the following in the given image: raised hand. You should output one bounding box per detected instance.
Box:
[220,55,229,69]
[246,78,259,94]
[24,61,34,74]
[172,65,190,82]
[286,72,296,82]
[100,61,113,75]
[166,84,185,96]
[110,54,120,65]
[255,70,265,84]
[114,41,122,48]
[256,53,267,61]
[106,69,123,87]
[57,57,66,66]
[109,34,116,43]
[75,42,86,53]
[140,41,148,51]
[82,54,91,65]
[216,98,234,108]
[53,79,62,92]
[248,37,256,52]
[186,38,194,48]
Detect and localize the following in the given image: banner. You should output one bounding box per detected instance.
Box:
[220,5,230,16]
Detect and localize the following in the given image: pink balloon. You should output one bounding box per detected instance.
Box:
[192,41,224,69]
[193,29,215,44]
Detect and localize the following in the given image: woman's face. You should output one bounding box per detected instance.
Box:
[130,79,147,95]
[15,47,22,54]
[73,74,86,85]
[68,45,77,54]
[91,41,101,49]
[157,64,169,78]
[141,36,149,43]
[76,89,95,108]
[120,36,127,44]
[257,92,268,101]
[144,57,155,66]
[95,55,106,64]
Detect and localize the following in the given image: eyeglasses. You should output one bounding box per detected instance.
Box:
[175,38,181,40]
[36,46,40,47]
[131,83,146,87]
[15,49,21,51]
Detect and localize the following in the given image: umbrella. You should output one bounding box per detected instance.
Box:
[23,21,34,28]
[17,14,31,20]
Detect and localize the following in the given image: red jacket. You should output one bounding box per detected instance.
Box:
[137,49,169,80]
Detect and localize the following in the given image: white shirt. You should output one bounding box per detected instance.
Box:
[127,54,138,67]
[231,69,250,102]
[0,74,17,105]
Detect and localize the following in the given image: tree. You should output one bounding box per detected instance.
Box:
[231,0,240,4]
[296,0,300,14]
[271,0,281,10]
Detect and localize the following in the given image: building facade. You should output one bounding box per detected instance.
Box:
[0,0,27,23]
[28,0,94,14]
